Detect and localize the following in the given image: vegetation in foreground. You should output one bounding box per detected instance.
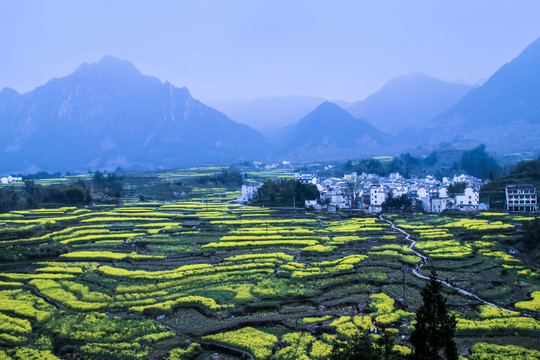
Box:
[0,193,538,359]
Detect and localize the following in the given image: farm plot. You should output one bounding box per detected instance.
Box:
[0,204,538,359]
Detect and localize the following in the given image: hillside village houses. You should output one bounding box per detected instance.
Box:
[237,170,488,213]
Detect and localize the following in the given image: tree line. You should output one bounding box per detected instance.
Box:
[342,144,501,180]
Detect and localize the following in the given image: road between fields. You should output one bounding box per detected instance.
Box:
[379,215,530,316]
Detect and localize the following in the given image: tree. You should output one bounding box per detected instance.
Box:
[331,328,407,360]
[447,182,466,197]
[345,180,362,209]
[382,194,412,211]
[255,179,319,207]
[423,152,438,167]
[461,144,500,179]
[410,268,457,360]
[331,332,379,360]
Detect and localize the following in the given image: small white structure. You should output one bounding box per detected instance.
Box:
[478,202,490,211]
[294,173,318,185]
[305,199,318,207]
[370,185,387,206]
[454,187,479,210]
[323,190,351,209]
[430,197,453,213]
[1,175,22,184]
[392,186,408,198]
[238,184,260,204]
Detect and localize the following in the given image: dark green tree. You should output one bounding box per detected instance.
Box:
[423,152,438,167]
[331,332,379,360]
[410,268,458,360]
[0,188,19,212]
[447,182,467,197]
[255,179,319,207]
[331,328,407,360]
[461,144,500,179]
[382,194,412,211]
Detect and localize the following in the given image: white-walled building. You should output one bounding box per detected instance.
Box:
[454,187,480,210]
[370,185,387,206]
[430,197,453,213]
[238,184,261,204]
[0,175,22,184]
[506,184,537,212]
[294,173,318,185]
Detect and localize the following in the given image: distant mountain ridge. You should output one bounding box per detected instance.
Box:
[274,101,394,161]
[205,95,329,137]
[425,36,540,153]
[348,73,474,135]
[0,56,268,173]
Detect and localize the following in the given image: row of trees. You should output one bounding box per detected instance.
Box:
[342,144,500,180]
[92,171,124,198]
[25,180,91,208]
[193,170,245,187]
[343,152,434,178]
[0,171,124,212]
[254,179,320,207]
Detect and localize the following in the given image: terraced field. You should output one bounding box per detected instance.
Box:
[0,204,538,359]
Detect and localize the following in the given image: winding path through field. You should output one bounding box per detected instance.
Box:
[379,215,527,315]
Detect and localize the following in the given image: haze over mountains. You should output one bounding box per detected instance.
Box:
[204,95,330,137]
[347,73,475,135]
[1,36,540,174]
[425,36,540,154]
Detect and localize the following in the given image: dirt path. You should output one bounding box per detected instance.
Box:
[379,215,526,315]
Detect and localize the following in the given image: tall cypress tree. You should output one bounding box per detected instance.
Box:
[410,268,458,360]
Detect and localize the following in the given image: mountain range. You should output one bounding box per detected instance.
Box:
[425,36,540,154]
[273,102,394,161]
[347,73,475,135]
[0,56,268,173]
[1,36,540,174]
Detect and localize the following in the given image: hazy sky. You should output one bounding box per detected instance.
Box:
[1,1,540,102]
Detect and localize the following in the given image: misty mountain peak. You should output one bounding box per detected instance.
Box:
[0,57,268,173]
[74,55,142,79]
[312,101,352,117]
[0,87,21,98]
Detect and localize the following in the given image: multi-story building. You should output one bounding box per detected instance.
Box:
[506,184,537,212]
[238,184,260,204]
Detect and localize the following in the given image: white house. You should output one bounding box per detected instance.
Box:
[1,175,22,184]
[294,173,317,185]
[392,186,408,198]
[323,189,351,209]
[430,197,453,213]
[417,187,431,212]
[238,184,261,204]
[454,187,479,210]
[370,185,387,206]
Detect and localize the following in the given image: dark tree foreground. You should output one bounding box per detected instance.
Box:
[411,269,458,360]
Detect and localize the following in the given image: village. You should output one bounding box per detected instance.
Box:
[239,170,538,213]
